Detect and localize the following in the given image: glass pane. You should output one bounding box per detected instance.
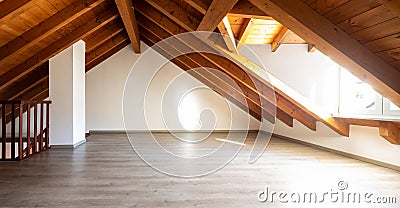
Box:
[353,82,377,110]
[390,102,400,111]
[341,69,379,112]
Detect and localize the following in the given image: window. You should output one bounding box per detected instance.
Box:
[383,98,400,116]
[339,68,400,117]
[339,69,382,115]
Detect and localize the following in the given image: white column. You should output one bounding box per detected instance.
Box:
[49,40,86,147]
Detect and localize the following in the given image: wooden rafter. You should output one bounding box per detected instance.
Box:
[86,30,129,66]
[249,0,400,108]
[84,19,125,52]
[114,0,141,53]
[137,7,335,131]
[146,0,200,31]
[134,1,187,34]
[229,0,266,18]
[197,0,239,31]
[217,16,238,54]
[0,0,106,68]
[220,48,349,135]
[0,62,48,100]
[271,26,288,52]
[345,118,400,145]
[0,4,119,91]
[183,0,208,14]
[237,18,253,50]
[135,0,350,135]
[137,11,304,127]
[136,14,277,122]
[86,39,130,72]
[139,25,267,122]
[0,0,30,19]
[308,43,316,53]
[380,121,400,144]
[277,108,293,127]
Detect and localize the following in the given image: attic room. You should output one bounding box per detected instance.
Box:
[0,0,399,207]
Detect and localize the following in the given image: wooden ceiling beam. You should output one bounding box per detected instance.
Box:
[138,22,275,121]
[0,4,119,91]
[185,0,238,52]
[197,0,239,31]
[237,18,253,50]
[217,16,238,54]
[140,26,268,122]
[86,39,130,72]
[84,18,125,52]
[145,0,200,31]
[227,13,272,20]
[137,9,292,122]
[220,48,349,135]
[183,0,209,14]
[276,108,293,127]
[114,0,141,53]
[86,30,129,66]
[271,26,288,52]
[136,14,274,111]
[138,23,274,121]
[0,0,30,19]
[308,43,316,53]
[138,8,325,129]
[0,0,107,68]
[249,0,400,108]
[0,62,48,100]
[229,0,267,18]
[345,118,400,144]
[274,89,317,131]
[134,1,187,34]
[379,121,400,144]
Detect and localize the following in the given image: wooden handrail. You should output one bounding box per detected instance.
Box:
[0,100,51,160]
[0,100,51,105]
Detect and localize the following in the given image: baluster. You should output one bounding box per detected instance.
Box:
[34,104,38,153]
[11,103,15,160]
[45,103,50,149]
[27,103,31,158]
[40,103,44,151]
[18,103,23,160]
[1,104,6,160]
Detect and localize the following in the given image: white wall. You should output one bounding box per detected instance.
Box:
[241,44,340,114]
[50,40,86,146]
[85,41,400,167]
[241,44,400,167]
[85,42,259,131]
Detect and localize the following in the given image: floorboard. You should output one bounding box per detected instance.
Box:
[0,133,399,207]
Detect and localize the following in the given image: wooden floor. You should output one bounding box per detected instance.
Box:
[0,133,399,208]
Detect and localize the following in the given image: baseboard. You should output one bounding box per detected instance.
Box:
[50,139,86,149]
[89,130,260,134]
[272,133,400,172]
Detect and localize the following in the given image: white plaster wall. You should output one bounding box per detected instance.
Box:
[240,44,400,167]
[85,42,259,131]
[85,41,400,166]
[241,44,340,114]
[49,45,74,145]
[49,41,85,146]
[273,119,400,167]
[72,41,86,144]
